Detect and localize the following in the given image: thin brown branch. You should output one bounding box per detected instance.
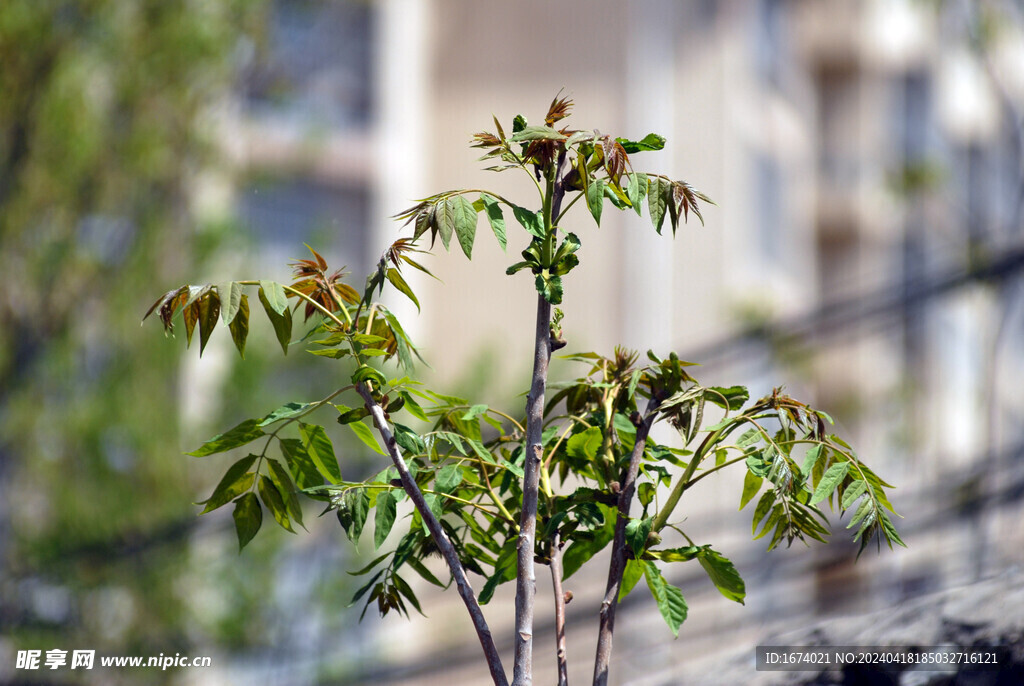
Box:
[357,382,508,686]
[513,293,551,686]
[550,533,570,686]
[593,396,661,686]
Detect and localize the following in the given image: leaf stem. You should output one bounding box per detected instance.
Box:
[357,382,508,686]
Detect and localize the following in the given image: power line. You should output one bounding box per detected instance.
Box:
[682,244,1024,368]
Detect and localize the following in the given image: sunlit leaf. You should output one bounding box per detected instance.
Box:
[348,420,386,456]
[189,419,265,457]
[616,133,666,153]
[740,470,763,510]
[619,558,646,601]
[435,464,464,494]
[299,423,342,483]
[811,461,850,505]
[259,401,313,427]
[648,176,671,234]
[645,563,688,637]
[512,204,545,239]
[198,454,257,514]
[510,124,566,142]
[479,194,506,250]
[625,517,653,558]
[386,268,420,312]
[697,548,745,604]
[586,178,605,225]
[259,280,289,316]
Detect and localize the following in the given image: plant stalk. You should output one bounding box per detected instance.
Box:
[593,396,660,686]
[550,532,570,686]
[513,155,566,686]
[513,292,551,686]
[357,383,508,686]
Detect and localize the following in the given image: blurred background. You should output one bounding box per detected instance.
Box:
[2,0,1023,684]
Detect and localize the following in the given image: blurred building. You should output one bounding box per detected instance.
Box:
[210,0,1024,684]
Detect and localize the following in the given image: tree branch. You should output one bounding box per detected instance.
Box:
[357,382,508,686]
[550,532,570,686]
[593,396,661,686]
[513,152,569,686]
[513,293,551,686]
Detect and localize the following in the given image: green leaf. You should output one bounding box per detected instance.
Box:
[198,454,257,514]
[510,124,566,142]
[374,491,397,548]
[336,405,369,425]
[801,444,824,479]
[258,474,295,533]
[449,195,479,259]
[563,504,617,579]
[512,204,545,239]
[625,517,653,558]
[279,438,323,490]
[462,403,489,421]
[309,348,350,359]
[197,290,220,356]
[619,558,645,601]
[535,273,563,305]
[299,423,342,483]
[751,491,776,535]
[258,280,288,316]
[228,294,249,358]
[347,553,389,577]
[645,563,688,637]
[648,176,671,234]
[386,268,420,312]
[811,461,851,505]
[392,573,425,617]
[647,546,699,563]
[232,492,262,552]
[638,481,657,510]
[337,489,369,543]
[627,173,648,216]
[407,557,446,588]
[434,197,456,250]
[392,422,425,455]
[435,464,464,494]
[217,281,243,325]
[566,426,603,462]
[841,479,868,510]
[351,364,387,387]
[348,420,386,455]
[740,470,763,510]
[259,402,313,427]
[258,286,292,355]
[479,194,506,250]
[398,392,429,422]
[188,419,265,457]
[586,177,605,225]
[267,458,304,529]
[705,386,749,411]
[505,260,533,276]
[617,133,666,153]
[697,548,745,604]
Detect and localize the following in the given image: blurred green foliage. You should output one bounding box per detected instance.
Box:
[0,0,269,677]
